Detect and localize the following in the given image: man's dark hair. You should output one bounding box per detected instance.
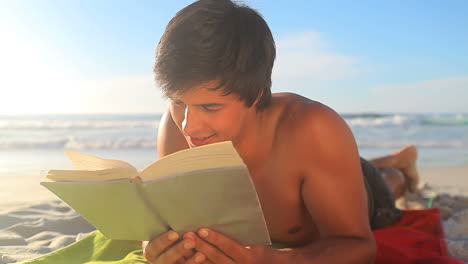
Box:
[154,0,275,110]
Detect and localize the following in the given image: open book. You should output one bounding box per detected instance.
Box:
[41,141,271,245]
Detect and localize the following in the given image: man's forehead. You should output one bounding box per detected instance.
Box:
[168,82,226,101]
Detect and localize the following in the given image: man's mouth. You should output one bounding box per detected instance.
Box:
[188,134,216,146]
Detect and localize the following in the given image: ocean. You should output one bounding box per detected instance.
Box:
[1,113,467,177]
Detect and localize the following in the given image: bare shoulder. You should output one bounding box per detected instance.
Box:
[273,92,358,167]
[274,92,349,141]
[157,108,190,157]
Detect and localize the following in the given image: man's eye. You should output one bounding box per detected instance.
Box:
[203,106,220,112]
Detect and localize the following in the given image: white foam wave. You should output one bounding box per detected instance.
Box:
[357,140,468,148]
[3,137,464,150]
[345,114,419,128]
[345,113,468,128]
[0,120,159,130]
[0,136,157,150]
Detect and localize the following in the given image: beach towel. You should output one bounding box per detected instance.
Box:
[18,231,146,264]
[374,208,463,264]
[18,209,462,264]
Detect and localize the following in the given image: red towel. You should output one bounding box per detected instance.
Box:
[373,208,463,264]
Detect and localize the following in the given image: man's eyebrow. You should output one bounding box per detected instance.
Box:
[193,103,223,107]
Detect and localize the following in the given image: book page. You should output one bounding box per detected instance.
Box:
[139,141,244,181]
[43,168,136,182]
[64,149,138,172]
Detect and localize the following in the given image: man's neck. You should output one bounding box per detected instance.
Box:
[233,107,274,172]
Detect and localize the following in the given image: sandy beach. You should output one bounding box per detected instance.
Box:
[0,166,467,263]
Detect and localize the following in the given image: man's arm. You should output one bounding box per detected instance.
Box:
[156,108,190,157]
[287,103,376,263]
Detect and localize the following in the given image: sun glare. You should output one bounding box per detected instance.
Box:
[0,25,73,115]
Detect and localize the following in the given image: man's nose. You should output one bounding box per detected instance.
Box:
[181,107,201,136]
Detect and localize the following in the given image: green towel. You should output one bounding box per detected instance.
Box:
[18,231,146,264]
[18,231,287,264]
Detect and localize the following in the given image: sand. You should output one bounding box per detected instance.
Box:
[0,167,467,263]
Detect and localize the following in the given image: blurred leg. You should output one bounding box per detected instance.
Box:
[368,145,420,193]
[379,167,406,199]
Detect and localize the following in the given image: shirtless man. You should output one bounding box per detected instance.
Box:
[143,0,420,263]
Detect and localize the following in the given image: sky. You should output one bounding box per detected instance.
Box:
[0,0,467,115]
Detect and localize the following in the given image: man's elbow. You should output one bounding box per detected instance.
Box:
[362,235,377,264]
[344,234,377,264]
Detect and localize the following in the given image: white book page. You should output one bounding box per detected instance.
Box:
[64,149,137,173]
[139,141,244,181]
[43,168,136,182]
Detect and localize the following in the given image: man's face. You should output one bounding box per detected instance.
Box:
[169,81,252,148]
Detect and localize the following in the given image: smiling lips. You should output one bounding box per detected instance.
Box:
[188,134,215,146]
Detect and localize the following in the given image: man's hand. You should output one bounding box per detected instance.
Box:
[144,229,289,264]
[185,228,288,264]
[143,230,207,264]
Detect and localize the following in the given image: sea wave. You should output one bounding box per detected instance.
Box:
[2,136,465,150]
[1,113,467,130]
[422,116,468,126]
[357,140,468,148]
[341,113,391,119]
[345,114,418,128]
[0,136,157,150]
[0,120,159,130]
[345,113,468,128]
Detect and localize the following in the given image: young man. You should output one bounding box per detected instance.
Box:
[143,0,420,263]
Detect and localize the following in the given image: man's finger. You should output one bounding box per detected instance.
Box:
[184,251,206,264]
[190,232,235,264]
[144,230,179,262]
[197,228,246,261]
[155,238,196,264]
